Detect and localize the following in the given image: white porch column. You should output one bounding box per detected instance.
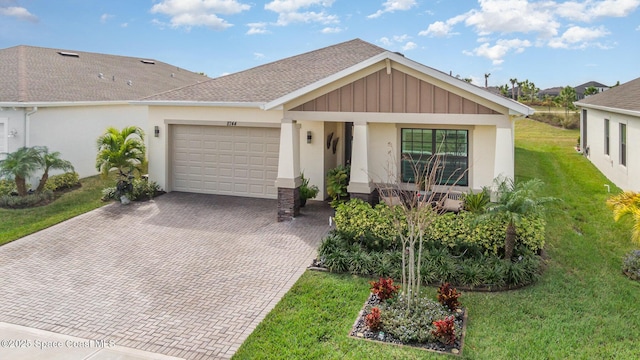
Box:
[494,124,515,181]
[347,121,375,202]
[275,118,302,221]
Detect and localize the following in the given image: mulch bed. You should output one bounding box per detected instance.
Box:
[349,293,467,356]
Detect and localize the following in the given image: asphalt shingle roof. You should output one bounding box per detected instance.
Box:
[576,76,640,112]
[143,38,387,103]
[0,45,207,103]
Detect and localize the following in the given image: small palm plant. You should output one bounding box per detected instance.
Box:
[0,147,41,196]
[34,146,74,192]
[96,126,146,200]
[607,191,640,243]
[479,177,557,260]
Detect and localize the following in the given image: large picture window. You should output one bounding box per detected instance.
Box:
[401,128,468,186]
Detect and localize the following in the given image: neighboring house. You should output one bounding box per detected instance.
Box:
[575,81,609,100]
[137,39,533,221]
[575,76,640,191]
[539,87,563,99]
[0,45,206,180]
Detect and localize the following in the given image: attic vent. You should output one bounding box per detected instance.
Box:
[58,51,79,57]
[140,60,155,64]
[98,73,104,79]
[170,73,175,78]
[393,51,405,57]
[127,80,133,86]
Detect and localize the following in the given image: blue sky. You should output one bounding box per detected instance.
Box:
[1,0,639,90]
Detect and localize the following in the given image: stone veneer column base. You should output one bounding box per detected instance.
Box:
[277,187,300,222]
[349,189,379,206]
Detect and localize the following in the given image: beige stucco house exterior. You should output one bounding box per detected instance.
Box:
[576,76,640,191]
[138,39,533,220]
[0,45,206,179]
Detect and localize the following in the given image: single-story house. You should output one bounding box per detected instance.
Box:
[137,39,534,221]
[0,45,206,180]
[575,76,640,191]
[575,81,609,100]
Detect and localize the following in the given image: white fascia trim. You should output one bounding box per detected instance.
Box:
[0,101,129,108]
[131,100,265,108]
[575,102,640,118]
[263,51,534,116]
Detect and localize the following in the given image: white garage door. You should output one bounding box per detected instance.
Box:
[171,125,280,198]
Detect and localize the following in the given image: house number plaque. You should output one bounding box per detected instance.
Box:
[226,121,237,126]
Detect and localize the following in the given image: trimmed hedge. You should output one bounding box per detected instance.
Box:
[44,172,80,192]
[333,199,546,255]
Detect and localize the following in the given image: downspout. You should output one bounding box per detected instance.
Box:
[25,106,37,147]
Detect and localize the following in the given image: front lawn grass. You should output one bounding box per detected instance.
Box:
[0,174,114,245]
[234,119,640,359]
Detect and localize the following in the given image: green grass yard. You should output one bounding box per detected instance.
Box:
[0,174,114,245]
[234,119,640,359]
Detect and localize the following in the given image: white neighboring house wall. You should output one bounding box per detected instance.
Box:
[582,107,640,191]
[1,104,148,185]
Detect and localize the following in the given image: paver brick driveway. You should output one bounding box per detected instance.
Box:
[0,193,332,359]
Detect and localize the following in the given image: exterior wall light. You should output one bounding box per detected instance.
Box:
[306,131,312,144]
[154,126,160,137]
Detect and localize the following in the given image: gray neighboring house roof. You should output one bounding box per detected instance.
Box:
[144,39,387,104]
[0,45,207,104]
[575,76,640,114]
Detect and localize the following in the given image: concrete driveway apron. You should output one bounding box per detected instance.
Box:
[0,193,332,360]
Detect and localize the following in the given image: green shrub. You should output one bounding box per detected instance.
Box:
[426,211,546,255]
[130,178,161,201]
[0,179,17,196]
[334,199,400,251]
[101,187,117,201]
[0,190,54,209]
[622,250,640,280]
[463,188,490,213]
[326,165,350,208]
[44,172,80,192]
[380,294,459,344]
[348,249,373,275]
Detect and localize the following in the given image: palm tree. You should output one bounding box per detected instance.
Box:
[480,177,556,260]
[509,78,517,99]
[0,147,41,196]
[34,146,74,192]
[557,86,577,126]
[607,191,640,243]
[96,126,146,182]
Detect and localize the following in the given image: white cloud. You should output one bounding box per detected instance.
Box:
[100,13,113,24]
[556,0,640,22]
[419,13,467,37]
[254,52,265,59]
[265,0,334,12]
[548,25,610,48]
[265,0,337,26]
[0,6,37,22]
[402,41,417,51]
[121,23,129,28]
[368,0,417,19]
[464,0,560,37]
[151,0,250,30]
[321,26,342,33]
[378,34,417,51]
[464,38,532,65]
[247,22,269,34]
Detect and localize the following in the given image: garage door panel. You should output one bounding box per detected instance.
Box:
[172,125,280,199]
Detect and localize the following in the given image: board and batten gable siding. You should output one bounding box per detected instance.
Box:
[291,68,500,115]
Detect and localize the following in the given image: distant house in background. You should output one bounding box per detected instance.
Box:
[0,45,206,180]
[575,76,640,191]
[538,87,563,99]
[574,81,609,100]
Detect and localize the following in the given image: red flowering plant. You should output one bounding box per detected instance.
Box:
[369,277,400,301]
[437,283,461,311]
[365,307,382,331]
[432,316,456,345]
